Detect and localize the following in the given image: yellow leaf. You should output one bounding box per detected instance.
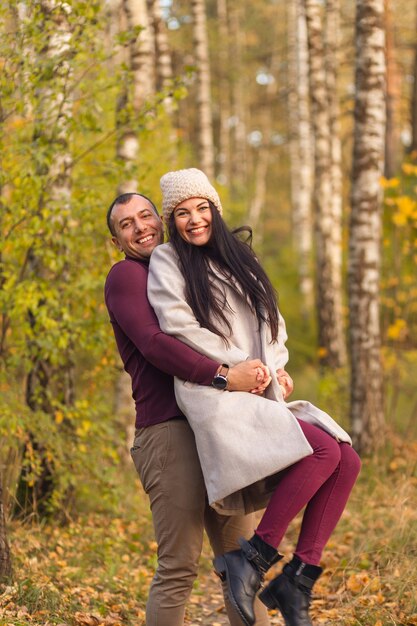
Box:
[380,176,400,188]
[346,572,369,594]
[402,163,417,176]
[74,613,101,626]
[369,576,381,592]
[396,195,416,216]
[392,212,407,226]
[55,411,64,424]
[387,319,407,341]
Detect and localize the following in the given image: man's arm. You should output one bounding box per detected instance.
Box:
[105,260,268,391]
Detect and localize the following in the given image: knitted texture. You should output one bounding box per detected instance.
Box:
[160,168,223,220]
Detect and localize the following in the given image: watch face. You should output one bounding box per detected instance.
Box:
[212,375,228,390]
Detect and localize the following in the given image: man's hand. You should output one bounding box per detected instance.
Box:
[227,359,272,393]
[276,368,294,400]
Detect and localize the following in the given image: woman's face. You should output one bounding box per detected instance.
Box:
[173,197,213,246]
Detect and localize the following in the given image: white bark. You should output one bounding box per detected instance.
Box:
[305,0,346,367]
[248,145,269,249]
[384,0,401,177]
[288,0,314,315]
[117,0,155,193]
[39,0,73,205]
[123,0,155,109]
[348,0,386,451]
[228,3,247,189]
[216,0,231,184]
[411,6,417,153]
[326,0,344,315]
[191,0,215,178]
[147,0,173,111]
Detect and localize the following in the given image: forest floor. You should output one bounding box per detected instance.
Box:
[1,431,417,626]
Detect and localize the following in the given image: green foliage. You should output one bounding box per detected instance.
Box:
[380,162,417,435]
[0,1,186,516]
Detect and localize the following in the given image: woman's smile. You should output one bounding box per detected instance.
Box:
[173,197,213,246]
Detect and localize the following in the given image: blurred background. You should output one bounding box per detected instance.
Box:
[0,1,416,623]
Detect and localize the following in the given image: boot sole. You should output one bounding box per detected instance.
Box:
[213,555,255,626]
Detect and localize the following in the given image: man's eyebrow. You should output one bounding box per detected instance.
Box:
[118,208,153,224]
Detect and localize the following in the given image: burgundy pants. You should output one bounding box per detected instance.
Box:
[256,420,361,565]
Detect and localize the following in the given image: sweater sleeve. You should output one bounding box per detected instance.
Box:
[105,259,218,383]
[147,244,250,365]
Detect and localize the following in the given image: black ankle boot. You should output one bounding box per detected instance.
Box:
[258,556,322,626]
[213,534,282,626]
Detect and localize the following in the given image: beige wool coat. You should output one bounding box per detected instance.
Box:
[148,243,352,515]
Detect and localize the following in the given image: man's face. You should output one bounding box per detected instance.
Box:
[111,196,164,260]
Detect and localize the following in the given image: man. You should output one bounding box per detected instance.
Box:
[104,192,273,626]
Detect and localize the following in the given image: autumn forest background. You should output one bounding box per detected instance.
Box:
[0,0,416,624]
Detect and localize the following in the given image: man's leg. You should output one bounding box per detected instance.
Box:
[205,507,271,626]
[131,419,207,626]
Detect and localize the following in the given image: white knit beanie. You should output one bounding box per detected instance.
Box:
[160,168,223,220]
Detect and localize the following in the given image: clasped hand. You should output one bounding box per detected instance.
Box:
[227,360,293,398]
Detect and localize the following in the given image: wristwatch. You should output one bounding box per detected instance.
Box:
[212,364,229,390]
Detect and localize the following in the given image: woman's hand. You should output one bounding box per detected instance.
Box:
[227,359,271,393]
[276,368,294,400]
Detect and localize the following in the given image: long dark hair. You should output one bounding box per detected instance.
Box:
[168,202,279,342]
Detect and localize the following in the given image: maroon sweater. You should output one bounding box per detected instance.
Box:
[105,256,218,428]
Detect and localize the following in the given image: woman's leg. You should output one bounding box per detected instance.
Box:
[294,438,361,564]
[257,422,361,625]
[255,420,361,563]
[213,421,360,626]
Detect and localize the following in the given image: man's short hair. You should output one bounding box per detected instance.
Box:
[107,192,158,236]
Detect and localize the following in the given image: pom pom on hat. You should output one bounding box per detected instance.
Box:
[160,168,223,220]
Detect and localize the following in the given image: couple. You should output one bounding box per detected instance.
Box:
[105,168,361,626]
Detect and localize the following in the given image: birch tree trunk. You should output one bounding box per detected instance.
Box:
[411,7,417,154]
[248,50,279,248]
[115,0,155,453]
[216,0,232,184]
[147,0,177,163]
[191,0,215,178]
[0,481,12,583]
[348,0,386,452]
[19,0,74,514]
[147,0,173,112]
[248,145,269,249]
[384,0,401,177]
[229,2,248,190]
[305,0,346,367]
[288,0,314,315]
[117,0,155,194]
[326,0,344,329]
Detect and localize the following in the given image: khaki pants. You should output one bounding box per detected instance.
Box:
[131,419,270,626]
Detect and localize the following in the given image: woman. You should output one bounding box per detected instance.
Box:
[147,168,361,626]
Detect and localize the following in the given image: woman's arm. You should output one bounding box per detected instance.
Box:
[148,243,250,366]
